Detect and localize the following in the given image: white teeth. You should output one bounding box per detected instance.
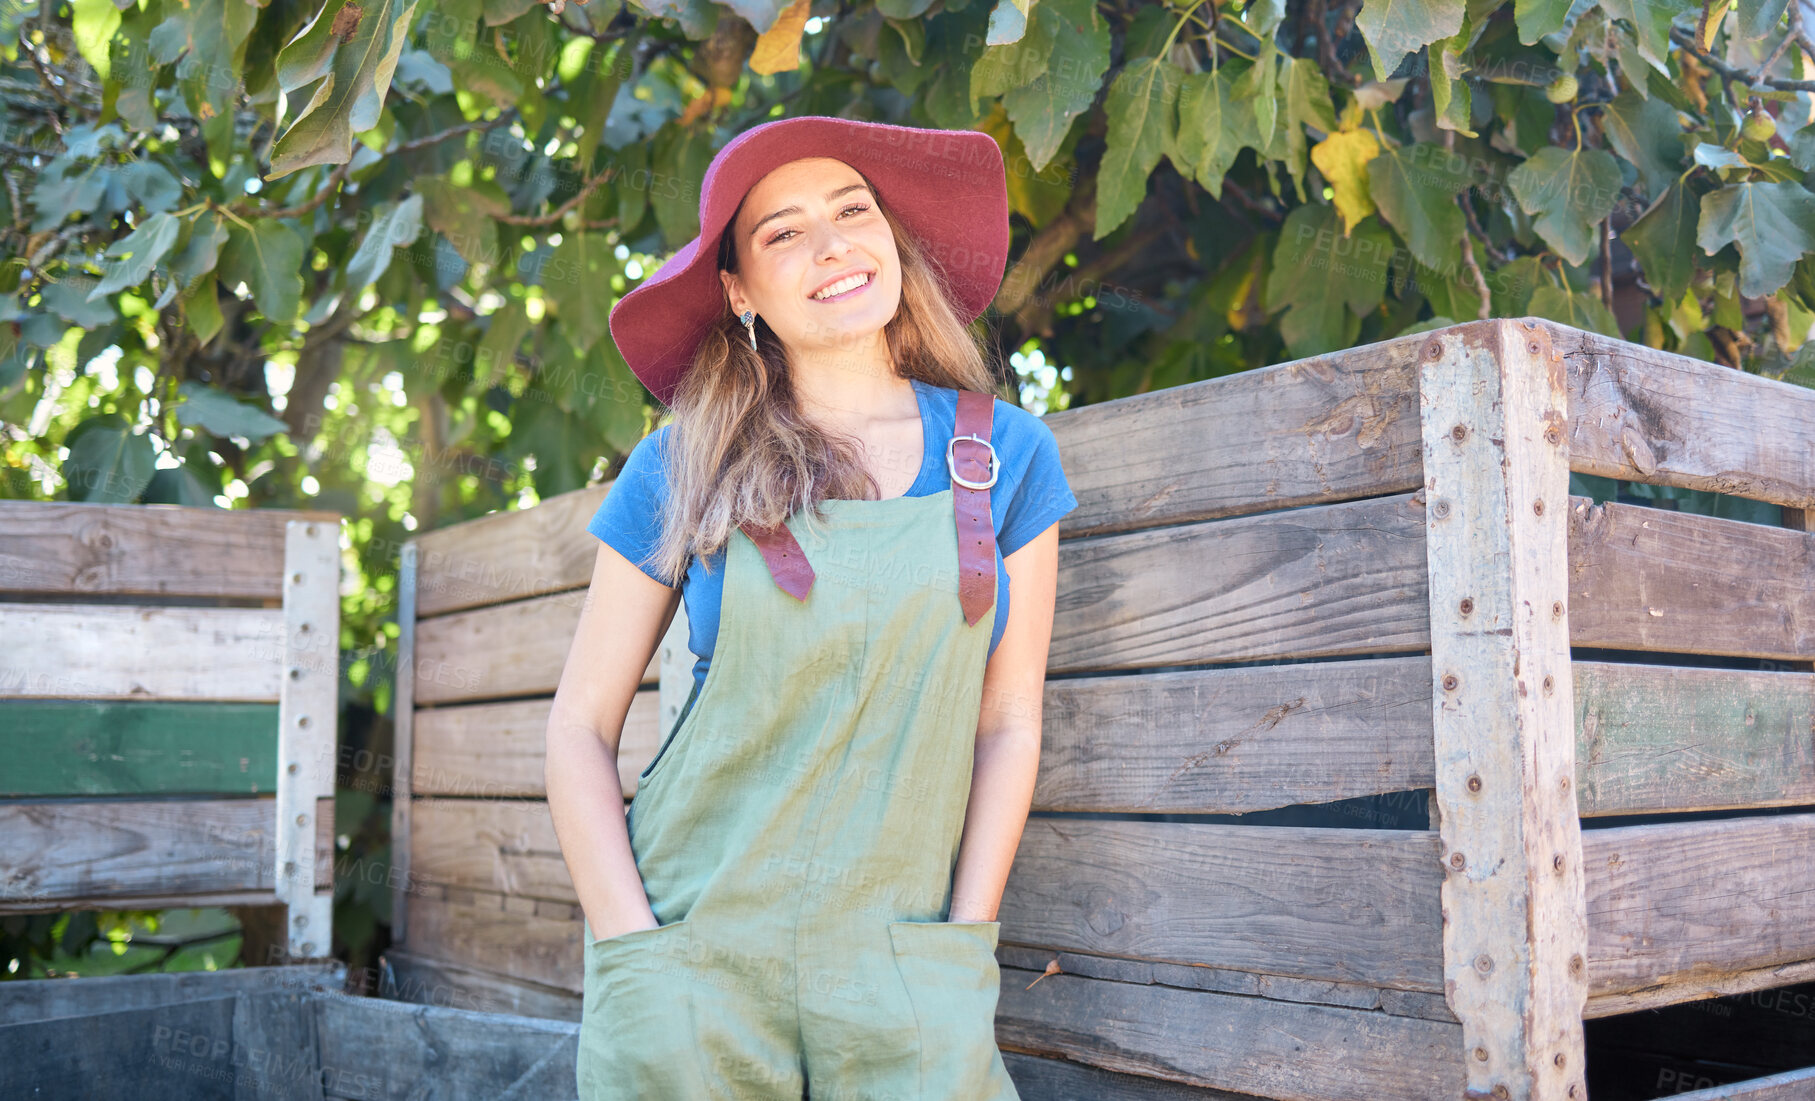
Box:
[812,272,870,300]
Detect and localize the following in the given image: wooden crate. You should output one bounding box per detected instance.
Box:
[386,316,1815,1100]
[0,502,343,961]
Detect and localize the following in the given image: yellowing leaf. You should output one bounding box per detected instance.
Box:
[1312,129,1381,234]
[751,0,811,76]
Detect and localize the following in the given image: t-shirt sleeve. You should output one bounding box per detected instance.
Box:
[998,414,1078,558]
[586,428,679,587]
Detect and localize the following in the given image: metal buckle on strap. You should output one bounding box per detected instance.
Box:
[946,433,999,490]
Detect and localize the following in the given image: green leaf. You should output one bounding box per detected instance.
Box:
[650,125,715,247]
[1697,180,1815,297]
[970,0,1055,109]
[1354,0,1467,81]
[1528,284,1622,337]
[219,219,307,323]
[1599,0,1695,72]
[39,281,114,328]
[1175,64,1252,200]
[183,273,225,346]
[476,298,532,387]
[88,212,181,300]
[1282,57,1338,134]
[1366,142,1469,269]
[171,211,230,292]
[1600,88,1684,198]
[417,174,506,267]
[1265,205,1393,357]
[542,232,618,355]
[269,0,422,179]
[1002,0,1109,171]
[147,0,257,122]
[62,413,156,503]
[1236,44,1279,151]
[1506,146,1622,266]
[1514,0,1573,42]
[1736,0,1789,39]
[172,380,290,442]
[1095,59,1184,240]
[1623,180,1700,305]
[346,194,424,292]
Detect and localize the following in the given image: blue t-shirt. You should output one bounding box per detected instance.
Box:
[587,377,1079,698]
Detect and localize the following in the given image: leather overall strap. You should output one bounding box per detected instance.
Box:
[738,387,999,622]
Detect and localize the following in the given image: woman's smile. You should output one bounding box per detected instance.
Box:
[810,270,875,302]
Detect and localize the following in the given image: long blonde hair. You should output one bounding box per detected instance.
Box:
[639,168,1003,585]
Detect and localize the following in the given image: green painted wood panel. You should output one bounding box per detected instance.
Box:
[0,700,281,796]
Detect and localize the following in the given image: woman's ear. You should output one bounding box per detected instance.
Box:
[718,269,745,316]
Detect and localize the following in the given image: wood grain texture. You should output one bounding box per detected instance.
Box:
[412,483,610,618]
[409,690,663,800]
[1574,661,1815,816]
[312,988,580,1101]
[0,701,280,796]
[994,961,1465,1101]
[1043,329,1425,538]
[1582,813,1815,998]
[402,886,584,994]
[1047,491,1430,674]
[378,946,583,1020]
[411,586,658,705]
[0,963,344,1026]
[1418,318,1588,1099]
[0,603,287,701]
[1001,819,1445,990]
[1567,497,1815,661]
[0,797,278,904]
[1033,656,1434,813]
[409,799,572,904]
[0,500,339,600]
[1559,324,1815,511]
[1000,1050,1265,1101]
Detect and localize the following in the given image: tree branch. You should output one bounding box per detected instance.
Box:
[1669,24,1815,92]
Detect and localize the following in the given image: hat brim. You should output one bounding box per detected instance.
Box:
[607,116,1011,407]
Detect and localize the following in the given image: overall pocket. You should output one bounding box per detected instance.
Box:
[886,919,1015,1101]
[578,918,704,1099]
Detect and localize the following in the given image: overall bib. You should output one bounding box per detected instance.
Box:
[578,390,1022,1101]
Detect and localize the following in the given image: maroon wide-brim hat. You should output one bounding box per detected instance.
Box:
[608,115,1011,407]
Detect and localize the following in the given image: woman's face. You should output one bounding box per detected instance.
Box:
[719,157,902,364]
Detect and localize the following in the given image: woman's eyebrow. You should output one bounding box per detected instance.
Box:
[748,183,872,238]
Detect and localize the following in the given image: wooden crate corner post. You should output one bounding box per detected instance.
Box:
[275,516,341,961]
[1418,318,1589,1100]
[391,539,419,950]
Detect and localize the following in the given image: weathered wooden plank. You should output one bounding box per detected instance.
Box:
[413,587,659,705]
[312,988,580,1101]
[994,962,1465,1101]
[1045,328,1425,538]
[1033,656,1433,814]
[1569,497,1815,662]
[277,519,339,960]
[1583,813,1815,999]
[1575,662,1815,816]
[391,542,419,964]
[232,988,325,1101]
[0,604,287,701]
[409,799,573,903]
[378,946,583,1020]
[1001,820,1444,991]
[0,995,244,1100]
[1047,491,1430,674]
[413,482,609,618]
[0,797,277,904]
[1000,1051,1261,1101]
[410,690,663,800]
[0,700,280,796]
[1584,959,1815,1018]
[996,943,1457,1023]
[0,500,338,600]
[1669,1067,1815,1101]
[1558,323,1815,511]
[1419,318,1588,1099]
[403,886,583,994]
[0,963,344,1026]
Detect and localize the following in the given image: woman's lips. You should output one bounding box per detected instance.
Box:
[810,272,874,302]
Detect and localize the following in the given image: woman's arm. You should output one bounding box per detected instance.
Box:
[950,520,1061,922]
[546,543,683,941]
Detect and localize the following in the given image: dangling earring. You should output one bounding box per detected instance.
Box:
[739,310,758,352]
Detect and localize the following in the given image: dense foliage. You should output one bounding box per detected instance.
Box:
[5,0,1815,969]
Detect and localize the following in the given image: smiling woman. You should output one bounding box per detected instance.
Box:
[543,116,1073,1101]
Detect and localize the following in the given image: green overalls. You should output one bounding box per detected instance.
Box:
[578,389,1022,1101]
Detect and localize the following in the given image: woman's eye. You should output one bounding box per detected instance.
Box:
[764,204,868,244]
[840,203,870,217]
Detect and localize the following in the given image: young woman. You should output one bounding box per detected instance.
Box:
[545,115,1077,1101]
